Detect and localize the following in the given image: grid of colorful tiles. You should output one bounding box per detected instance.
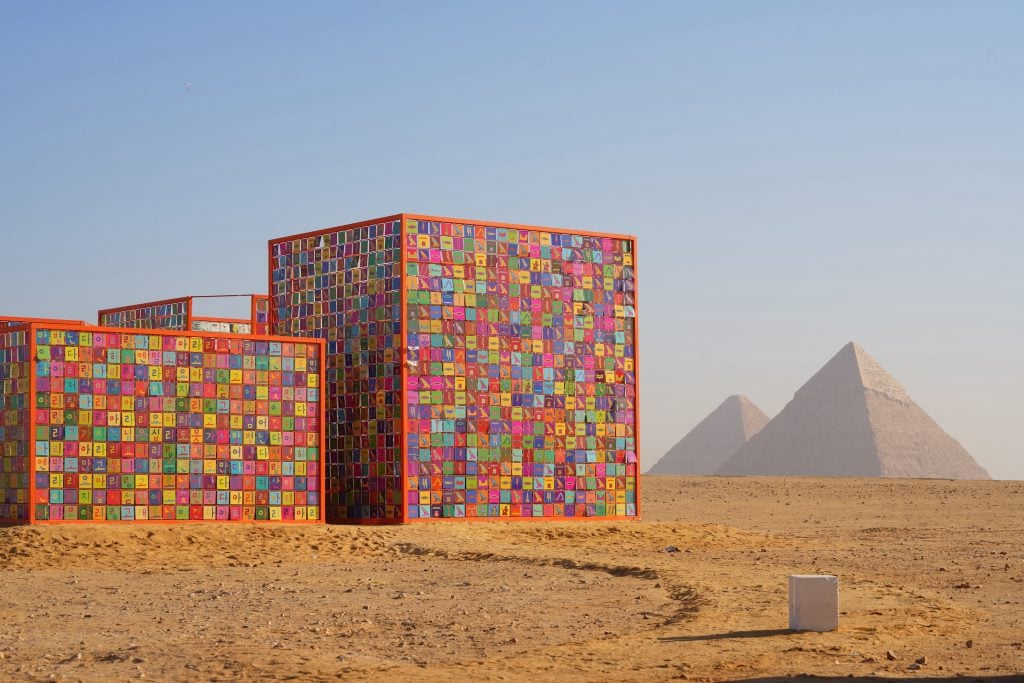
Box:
[270,220,403,522]
[0,327,31,521]
[31,327,324,523]
[99,298,190,330]
[404,219,638,518]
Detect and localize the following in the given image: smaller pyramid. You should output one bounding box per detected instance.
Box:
[717,342,990,479]
[647,395,769,475]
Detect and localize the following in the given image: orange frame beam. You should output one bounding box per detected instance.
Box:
[1,315,86,326]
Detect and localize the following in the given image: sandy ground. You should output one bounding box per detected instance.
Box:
[1,476,1022,682]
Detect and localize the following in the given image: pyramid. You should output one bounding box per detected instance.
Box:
[717,342,990,479]
[647,395,769,474]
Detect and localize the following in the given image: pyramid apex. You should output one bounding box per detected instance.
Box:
[799,342,908,402]
[730,394,761,410]
[722,394,766,416]
[838,340,866,357]
[846,343,911,402]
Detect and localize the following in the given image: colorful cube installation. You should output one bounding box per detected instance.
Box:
[0,322,325,523]
[269,214,639,523]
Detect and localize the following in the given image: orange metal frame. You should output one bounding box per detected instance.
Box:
[268,214,640,523]
[1,315,86,326]
[97,296,193,323]
[399,219,409,524]
[21,320,327,525]
[98,295,268,331]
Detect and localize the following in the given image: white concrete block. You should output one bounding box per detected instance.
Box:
[788,574,839,632]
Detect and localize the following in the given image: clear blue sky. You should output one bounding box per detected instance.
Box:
[2,2,1021,478]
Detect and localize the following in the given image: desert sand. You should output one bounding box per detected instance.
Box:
[1,476,1022,682]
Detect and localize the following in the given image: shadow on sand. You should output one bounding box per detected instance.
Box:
[731,678,1019,683]
[659,628,794,642]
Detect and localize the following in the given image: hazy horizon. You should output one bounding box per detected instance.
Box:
[1,2,1020,478]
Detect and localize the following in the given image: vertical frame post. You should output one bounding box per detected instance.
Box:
[399,214,410,523]
[631,236,641,520]
[317,337,327,524]
[27,323,37,524]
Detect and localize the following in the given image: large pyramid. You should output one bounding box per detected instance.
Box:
[647,395,769,474]
[716,342,990,479]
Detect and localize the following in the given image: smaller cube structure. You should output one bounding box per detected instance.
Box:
[270,213,639,523]
[0,322,324,524]
[98,295,271,335]
[788,574,839,632]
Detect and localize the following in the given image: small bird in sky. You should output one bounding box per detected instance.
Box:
[184,82,192,92]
